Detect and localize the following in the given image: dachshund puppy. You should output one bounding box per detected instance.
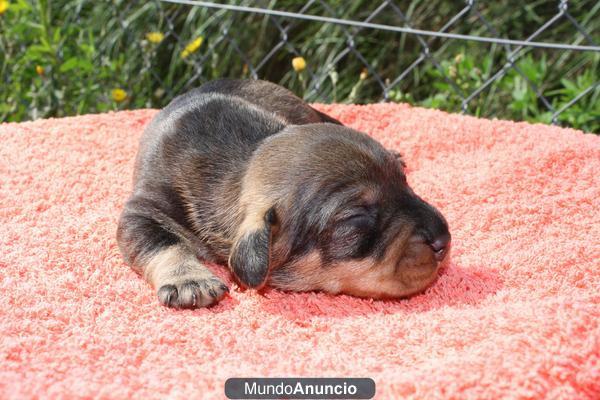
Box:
[117,79,450,308]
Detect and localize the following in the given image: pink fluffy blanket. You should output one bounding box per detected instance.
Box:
[1,104,598,399]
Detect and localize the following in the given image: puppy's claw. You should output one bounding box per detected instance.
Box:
[157,278,227,309]
[158,284,178,308]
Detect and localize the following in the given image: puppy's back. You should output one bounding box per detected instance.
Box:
[135,79,340,188]
[130,87,296,259]
[191,78,341,125]
[128,79,341,258]
[134,93,282,182]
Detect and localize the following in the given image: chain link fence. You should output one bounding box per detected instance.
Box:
[3,0,598,130]
[131,0,599,130]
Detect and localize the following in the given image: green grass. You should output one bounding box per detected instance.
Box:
[0,0,598,132]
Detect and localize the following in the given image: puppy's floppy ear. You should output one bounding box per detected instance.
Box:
[229,207,277,289]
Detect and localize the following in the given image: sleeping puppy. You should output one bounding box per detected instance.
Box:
[117,79,451,308]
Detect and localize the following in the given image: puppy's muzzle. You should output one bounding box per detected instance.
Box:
[407,194,451,263]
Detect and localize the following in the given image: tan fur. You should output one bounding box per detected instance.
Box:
[227,163,280,272]
[237,165,274,224]
[270,228,445,299]
[143,245,212,287]
[142,244,227,308]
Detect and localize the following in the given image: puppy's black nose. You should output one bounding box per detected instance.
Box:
[429,233,451,261]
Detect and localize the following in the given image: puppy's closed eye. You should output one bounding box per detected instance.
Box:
[328,212,377,259]
[342,213,374,227]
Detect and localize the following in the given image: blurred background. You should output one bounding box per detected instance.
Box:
[0,0,598,132]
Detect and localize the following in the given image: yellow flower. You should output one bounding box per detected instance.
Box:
[181,37,204,59]
[448,65,457,78]
[146,32,164,44]
[359,68,368,80]
[292,56,306,72]
[35,65,44,76]
[111,88,127,103]
[0,0,9,15]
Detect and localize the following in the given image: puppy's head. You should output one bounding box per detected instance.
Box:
[229,124,450,299]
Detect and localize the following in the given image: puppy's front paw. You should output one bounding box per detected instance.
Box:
[157,277,229,309]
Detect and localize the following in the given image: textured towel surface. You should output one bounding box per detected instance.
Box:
[1,105,599,399]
